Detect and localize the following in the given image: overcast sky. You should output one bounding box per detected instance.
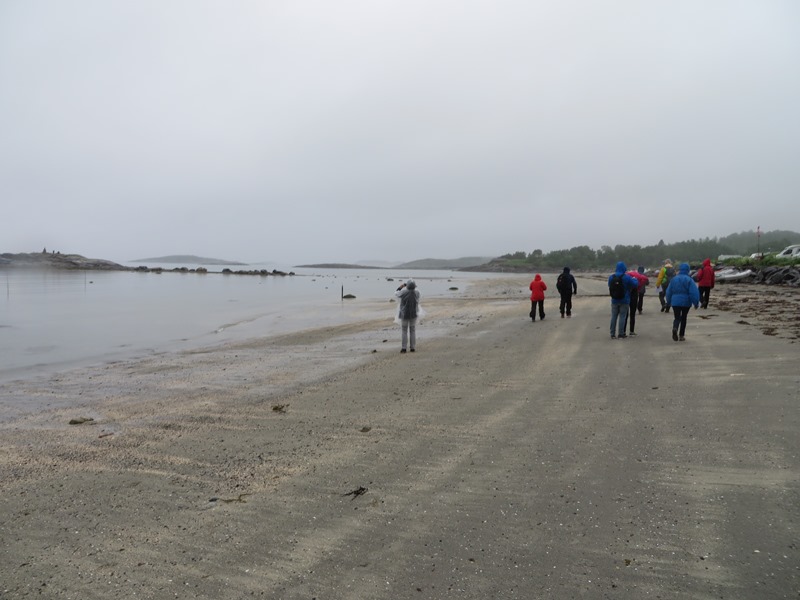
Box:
[2,1,799,266]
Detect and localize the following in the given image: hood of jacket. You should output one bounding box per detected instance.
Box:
[563,267,571,274]
[615,261,627,275]
[702,258,712,268]
[534,274,542,281]
[679,263,691,275]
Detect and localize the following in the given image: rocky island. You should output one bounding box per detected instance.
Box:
[0,251,128,270]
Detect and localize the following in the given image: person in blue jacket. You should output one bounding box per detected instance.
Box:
[665,262,700,341]
[608,261,640,339]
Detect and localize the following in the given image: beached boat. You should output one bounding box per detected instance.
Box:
[715,268,754,282]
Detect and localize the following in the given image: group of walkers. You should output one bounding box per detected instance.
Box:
[608,258,715,340]
[395,259,716,352]
[527,259,715,342]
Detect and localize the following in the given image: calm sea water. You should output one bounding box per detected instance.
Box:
[0,265,501,383]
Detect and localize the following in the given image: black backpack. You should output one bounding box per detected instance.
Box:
[556,273,568,293]
[609,274,626,300]
[401,291,418,319]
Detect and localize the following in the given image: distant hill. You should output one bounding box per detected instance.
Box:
[392,257,495,270]
[295,263,384,269]
[133,255,247,265]
[355,260,398,268]
[296,257,495,270]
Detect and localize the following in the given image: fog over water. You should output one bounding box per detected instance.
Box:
[1,2,799,264]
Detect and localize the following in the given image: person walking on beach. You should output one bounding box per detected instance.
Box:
[528,274,547,322]
[623,267,649,336]
[666,263,700,341]
[656,259,676,312]
[695,258,716,309]
[395,279,421,353]
[556,266,578,318]
[608,261,639,339]
[635,265,648,314]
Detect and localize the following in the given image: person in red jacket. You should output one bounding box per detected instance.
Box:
[695,258,716,309]
[528,274,547,322]
[624,268,650,336]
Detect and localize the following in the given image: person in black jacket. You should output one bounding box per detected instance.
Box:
[556,266,578,318]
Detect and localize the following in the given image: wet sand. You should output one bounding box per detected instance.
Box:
[1,275,798,599]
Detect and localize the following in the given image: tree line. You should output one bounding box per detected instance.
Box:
[497,230,800,270]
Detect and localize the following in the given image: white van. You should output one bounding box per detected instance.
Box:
[774,244,800,259]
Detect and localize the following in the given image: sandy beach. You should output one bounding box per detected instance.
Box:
[1,274,798,599]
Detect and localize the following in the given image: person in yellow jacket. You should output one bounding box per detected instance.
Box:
[655,259,676,312]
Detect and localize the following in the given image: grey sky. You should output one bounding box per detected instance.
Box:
[2,1,799,266]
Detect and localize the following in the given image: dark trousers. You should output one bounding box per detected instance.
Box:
[559,292,573,316]
[699,286,711,309]
[625,291,639,333]
[658,289,670,311]
[530,300,545,321]
[672,305,690,336]
[637,290,645,313]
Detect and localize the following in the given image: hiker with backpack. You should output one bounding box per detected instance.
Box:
[695,258,716,309]
[556,266,578,318]
[656,259,676,312]
[528,273,547,322]
[665,263,700,341]
[608,261,640,339]
[395,279,422,353]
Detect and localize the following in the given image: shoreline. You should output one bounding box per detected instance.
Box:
[0,279,523,422]
[3,273,798,432]
[0,269,509,386]
[2,273,798,409]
